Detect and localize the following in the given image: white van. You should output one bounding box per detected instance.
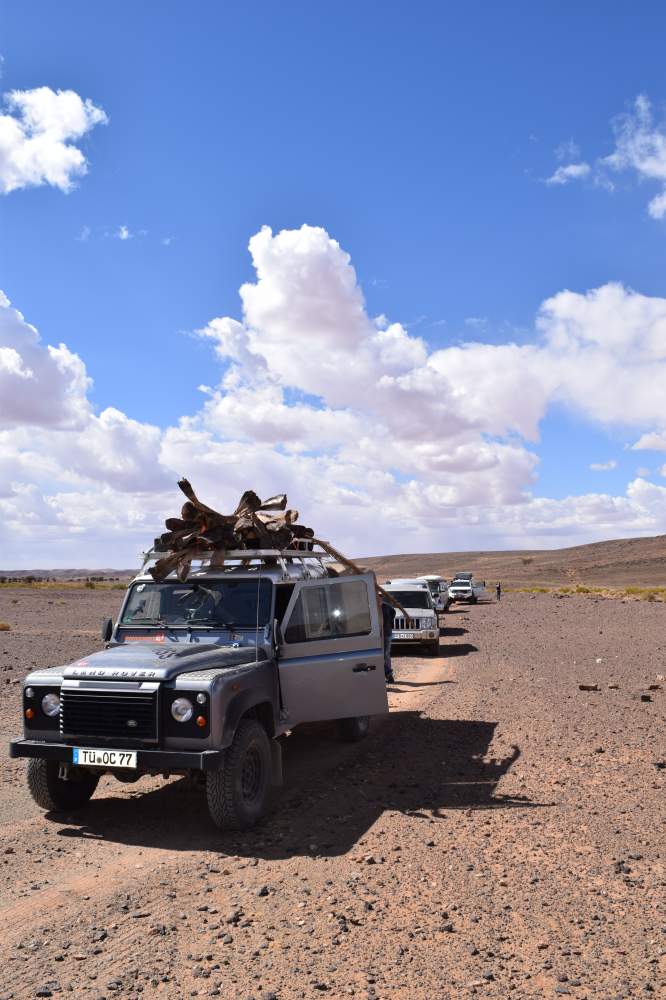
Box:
[416,575,451,613]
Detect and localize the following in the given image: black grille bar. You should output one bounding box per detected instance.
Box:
[61,688,159,744]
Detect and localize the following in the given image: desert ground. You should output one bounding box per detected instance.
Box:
[0,586,664,1000]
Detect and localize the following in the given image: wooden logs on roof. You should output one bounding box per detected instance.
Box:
[148,480,315,582]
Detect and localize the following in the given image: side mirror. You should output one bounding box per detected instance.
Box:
[101,617,114,643]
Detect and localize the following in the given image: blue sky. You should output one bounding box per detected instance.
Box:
[1,2,666,565]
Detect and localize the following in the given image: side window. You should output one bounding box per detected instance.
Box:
[284,580,372,643]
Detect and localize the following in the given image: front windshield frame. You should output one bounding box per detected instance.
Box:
[119,578,274,629]
[387,590,432,610]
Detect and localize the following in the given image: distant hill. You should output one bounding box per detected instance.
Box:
[0,569,134,581]
[3,533,666,588]
[359,534,666,588]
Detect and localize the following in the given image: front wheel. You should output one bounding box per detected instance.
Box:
[337,715,370,742]
[27,759,99,812]
[206,718,272,830]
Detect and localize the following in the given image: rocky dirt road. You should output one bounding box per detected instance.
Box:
[0,588,664,1000]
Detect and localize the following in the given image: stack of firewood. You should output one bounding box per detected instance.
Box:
[148,479,315,582]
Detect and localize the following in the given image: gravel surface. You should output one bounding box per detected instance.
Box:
[0,587,664,1000]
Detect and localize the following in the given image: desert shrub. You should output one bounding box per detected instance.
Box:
[0,622,11,631]
[575,584,591,594]
[521,556,534,566]
[85,580,96,589]
[643,590,657,602]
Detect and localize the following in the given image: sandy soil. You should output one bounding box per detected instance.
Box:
[0,587,664,1000]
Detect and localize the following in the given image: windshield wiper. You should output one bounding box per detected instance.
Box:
[186,618,236,629]
[123,617,174,627]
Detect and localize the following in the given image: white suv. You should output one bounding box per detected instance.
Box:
[384,582,440,656]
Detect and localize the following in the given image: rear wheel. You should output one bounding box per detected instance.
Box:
[206,718,272,830]
[27,759,99,812]
[337,715,370,742]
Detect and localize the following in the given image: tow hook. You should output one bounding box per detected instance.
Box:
[58,763,71,781]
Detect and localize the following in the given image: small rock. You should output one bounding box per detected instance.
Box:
[578,683,599,692]
[641,694,652,702]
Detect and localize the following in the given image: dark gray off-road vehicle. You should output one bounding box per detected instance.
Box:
[10,546,388,830]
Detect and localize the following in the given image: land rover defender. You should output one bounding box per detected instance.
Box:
[10,546,389,830]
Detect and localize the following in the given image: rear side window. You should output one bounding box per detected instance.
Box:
[284,580,372,643]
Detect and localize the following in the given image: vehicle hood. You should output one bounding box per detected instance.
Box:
[396,606,436,617]
[27,642,266,684]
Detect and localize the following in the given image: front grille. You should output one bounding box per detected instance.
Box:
[61,688,158,744]
[394,616,423,630]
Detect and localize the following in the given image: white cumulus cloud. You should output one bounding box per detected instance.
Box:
[546,162,591,185]
[4,224,666,566]
[590,460,617,471]
[0,86,107,194]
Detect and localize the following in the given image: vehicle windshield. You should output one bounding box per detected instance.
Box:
[452,581,472,588]
[120,579,273,628]
[388,590,432,609]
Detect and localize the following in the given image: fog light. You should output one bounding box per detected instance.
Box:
[25,707,35,720]
[195,715,207,728]
[25,687,34,699]
[196,692,206,704]
[41,692,60,717]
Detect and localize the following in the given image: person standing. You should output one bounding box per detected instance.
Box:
[381,598,396,683]
[496,581,502,602]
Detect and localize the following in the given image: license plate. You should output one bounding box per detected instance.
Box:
[73,747,137,768]
[394,631,415,640]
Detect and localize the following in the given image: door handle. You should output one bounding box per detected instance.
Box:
[352,663,376,672]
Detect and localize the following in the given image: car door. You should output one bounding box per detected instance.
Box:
[277,573,388,727]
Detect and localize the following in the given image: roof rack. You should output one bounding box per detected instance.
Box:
[138,539,337,582]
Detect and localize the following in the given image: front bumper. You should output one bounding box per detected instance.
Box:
[391,629,438,643]
[9,738,224,772]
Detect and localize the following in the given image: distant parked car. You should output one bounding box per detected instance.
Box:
[383,582,440,656]
[416,575,451,613]
[448,575,487,605]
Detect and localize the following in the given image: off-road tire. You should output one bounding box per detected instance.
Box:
[206,718,272,830]
[27,759,99,812]
[337,715,370,742]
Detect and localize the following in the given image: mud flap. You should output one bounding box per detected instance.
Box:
[270,738,283,787]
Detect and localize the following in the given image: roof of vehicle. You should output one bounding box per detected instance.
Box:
[385,578,429,587]
[452,572,473,580]
[384,582,432,592]
[417,575,447,582]
[133,546,336,586]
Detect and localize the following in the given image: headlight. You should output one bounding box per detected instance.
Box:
[41,692,60,717]
[171,697,193,723]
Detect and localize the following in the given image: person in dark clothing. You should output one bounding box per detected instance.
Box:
[496,581,502,602]
[381,599,396,683]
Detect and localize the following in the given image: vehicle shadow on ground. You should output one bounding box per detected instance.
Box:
[438,642,478,656]
[439,626,467,637]
[53,712,542,858]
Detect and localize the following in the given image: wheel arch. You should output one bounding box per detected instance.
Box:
[223,692,277,745]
